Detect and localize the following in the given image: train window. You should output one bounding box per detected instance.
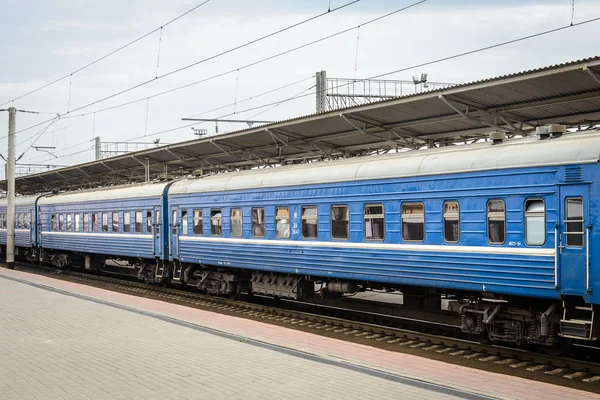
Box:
[181,210,188,236]
[172,210,178,235]
[276,207,290,239]
[83,214,89,232]
[75,214,80,232]
[112,212,119,233]
[67,214,73,231]
[16,214,22,228]
[443,201,460,243]
[302,206,318,239]
[331,205,349,240]
[487,199,505,245]
[59,215,65,231]
[565,198,584,247]
[193,210,203,236]
[93,213,98,232]
[24,213,30,229]
[364,204,384,241]
[211,210,222,236]
[102,213,108,233]
[123,212,131,234]
[156,210,161,234]
[135,211,142,233]
[525,199,545,246]
[230,209,242,237]
[402,203,425,242]
[51,215,56,231]
[252,208,265,238]
[147,211,152,234]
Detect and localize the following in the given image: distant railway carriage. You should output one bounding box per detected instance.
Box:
[1,128,599,350]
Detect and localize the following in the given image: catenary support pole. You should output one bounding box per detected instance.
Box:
[6,107,16,269]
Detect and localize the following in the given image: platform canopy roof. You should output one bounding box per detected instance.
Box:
[6,55,600,194]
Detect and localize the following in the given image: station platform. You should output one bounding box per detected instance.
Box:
[0,268,597,400]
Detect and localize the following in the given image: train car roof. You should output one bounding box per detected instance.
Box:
[0,195,42,207]
[38,182,169,205]
[169,130,600,195]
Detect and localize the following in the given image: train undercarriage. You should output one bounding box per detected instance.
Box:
[15,246,600,353]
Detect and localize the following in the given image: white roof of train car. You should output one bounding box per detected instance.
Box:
[170,131,600,195]
[38,182,169,205]
[0,195,40,207]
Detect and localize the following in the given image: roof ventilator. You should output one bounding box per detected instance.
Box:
[536,125,550,140]
[548,124,566,138]
[489,131,506,145]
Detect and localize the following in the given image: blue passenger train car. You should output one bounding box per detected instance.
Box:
[165,130,600,347]
[37,183,169,278]
[0,195,40,256]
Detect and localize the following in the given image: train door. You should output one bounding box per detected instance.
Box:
[29,207,35,245]
[559,184,591,295]
[153,207,162,258]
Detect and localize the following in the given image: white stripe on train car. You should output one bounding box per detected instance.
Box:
[178,236,555,257]
[42,232,153,239]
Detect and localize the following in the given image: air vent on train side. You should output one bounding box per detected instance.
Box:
[564,166,583,183]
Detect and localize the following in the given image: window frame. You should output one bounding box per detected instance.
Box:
[74,213,80,232]
[443,200,460,244]
[251,207,266,238]
[83,213,89,232]
[230,208,243,238]
[123,211,131,234]
[524,198,546,246]
[275,207,290,239]
[59,214,65,231]
[211,209,222,237]
[146,211,152,234]
[364,204,385,241]
[101,212,108,233]
[565,197,584,248]
[181,210,188,236]
[193,209,203,236]
[135,211,143,234]
[112,212,119,233]
[301,206,318,240]
[486,199,506,245]
[401,202,425,243]
[330,205,349,241]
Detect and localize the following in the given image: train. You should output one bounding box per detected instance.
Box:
[1,125,598,352]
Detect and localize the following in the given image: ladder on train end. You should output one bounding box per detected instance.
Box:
[560,301,600,341]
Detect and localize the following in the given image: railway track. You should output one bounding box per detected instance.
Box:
[7,262,600,391]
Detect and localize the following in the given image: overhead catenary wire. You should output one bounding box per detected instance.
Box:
[11,0,365,137]
[56,0,424,123]
[20,11,600,165]
[0,0,212,107]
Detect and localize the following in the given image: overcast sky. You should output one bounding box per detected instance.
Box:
[0,0,598,176]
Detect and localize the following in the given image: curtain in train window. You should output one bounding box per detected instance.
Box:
[123,212,131,234]
[135,211,143,233]
[276,208,290,239]
[211,210,222,236]
[74,214,80,232]
[17,214,23,229]
[193,210,203,235]
[67,214,73,231]
[443,201,460,243]
[566,198,584,247]
[252,208,265,237]
[83,214,89,232]
[302,206,318,239]
[487,199,505,244]
[364,204,384,241]
[230,209,242,237]
[525,199,545,245]
[93,213,98,232]
[402,203,424,242]
[59,214,65,231]
[112,212,119,233]
[181,210,188,236]
[331,205,349,240]
[23,213,30,229]
[102,213,108,233]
